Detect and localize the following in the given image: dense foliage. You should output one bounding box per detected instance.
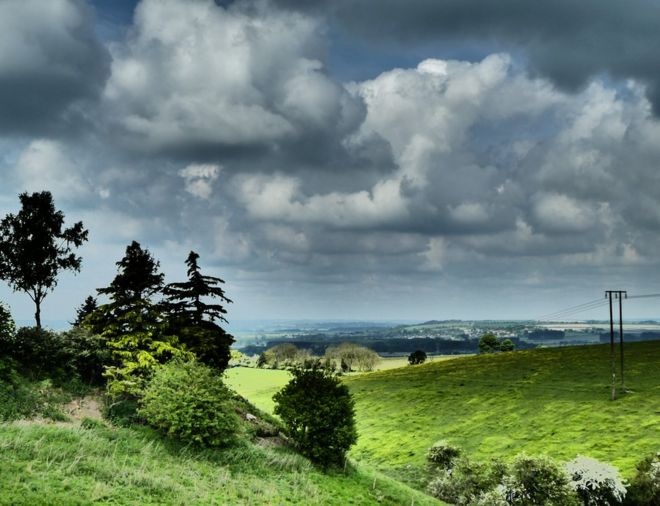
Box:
[625,452,660,505]
[408,350,427,365]
[427,456,507,505]
[274,366,357,467]
[504,454,579,505]
[139,360,238,447]
[478,332,501,353]
[324,342,379,372]
[0,191,88,328]
[427,440,461,470]
[0,302,15,339]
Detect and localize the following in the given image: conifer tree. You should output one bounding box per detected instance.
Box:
[163,251,231,324]
[73,295,97,327]
[91,241,188,398]
[163,251,234,371]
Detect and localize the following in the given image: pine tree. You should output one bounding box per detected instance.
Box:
[163,251,231,324]
[98,240,164,304]
[163,251,234,371]
[73,295,97,326]
[91,241,188,398]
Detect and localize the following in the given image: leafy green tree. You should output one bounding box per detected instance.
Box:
[163,251,234,371]
[273,365,357,467]
[479,333,501,354]
[0,191,88,329]
[73,296,97,327]
[325,342,379,371]
[408,349,427,365]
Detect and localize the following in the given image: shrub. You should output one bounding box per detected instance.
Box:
[59,326,111,385]
[273,365,357,467]
[139,360,238,447]
[625,452,660,506]
[409,350,428,365]
[3,326,65,377]
[427,457,507,506]
[0,357,38,421]
[566,456,627,505]
[427,440,462,470]
[500,338,515,352]
[80,417,106,430]
[503,454,580,506]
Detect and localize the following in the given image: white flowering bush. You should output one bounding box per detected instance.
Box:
[566,456,627,505]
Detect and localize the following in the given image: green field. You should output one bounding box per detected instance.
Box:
[225,367,291,414]
[0,422,441,505]
[227,341,660,483]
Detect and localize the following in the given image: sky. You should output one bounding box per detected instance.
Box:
[3,0,660,327]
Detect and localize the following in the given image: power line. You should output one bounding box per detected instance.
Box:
[536,298,605,321]
[537,300,608,321]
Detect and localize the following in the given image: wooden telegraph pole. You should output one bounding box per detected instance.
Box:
[605,290,627,400]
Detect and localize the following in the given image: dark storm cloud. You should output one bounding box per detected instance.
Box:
[274,0,660,113]
[0,0,111,136]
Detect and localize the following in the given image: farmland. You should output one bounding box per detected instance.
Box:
[227,340,660,486]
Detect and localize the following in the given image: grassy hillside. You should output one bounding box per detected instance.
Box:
[0,422,441,505]
[228,341,659,483]
[345,340,659,479]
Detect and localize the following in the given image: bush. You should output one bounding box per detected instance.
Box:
[0,326,109,386]
[2,326,62,376]
[427,456,507,505]
[139,360,238,447]
[500,338,515,352]
[273,365,357,467]
[60,326,111,385]
[566,456,627,505]
[503,454,580,506]
[625,452,660,506]
[427,440,462,470]
[409,350,427,365]
[0,357,38,421]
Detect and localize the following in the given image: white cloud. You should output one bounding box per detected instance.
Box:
[532,193,594,233]
[103,0,362,151]
[12,140,91,201]
[179,163,221,199]
[235,173,408,228]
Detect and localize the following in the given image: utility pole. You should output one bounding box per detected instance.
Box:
[618,291,627,391]
[605,290,627,400]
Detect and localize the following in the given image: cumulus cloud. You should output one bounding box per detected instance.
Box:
[179,163,221,199]
[7,0,660,321]
[0,0,110,135]
[275,0,660,114]
[102,0,363,154]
